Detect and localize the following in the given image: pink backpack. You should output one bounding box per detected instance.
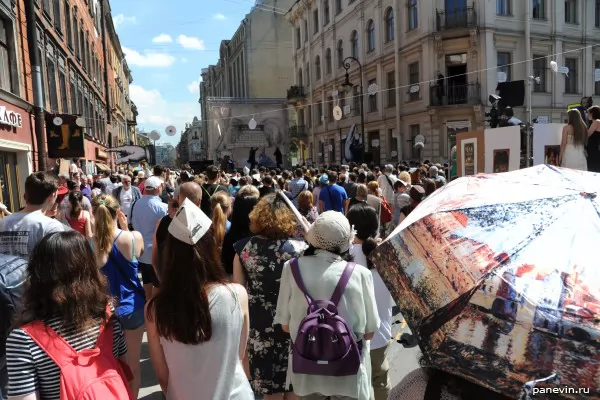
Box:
[21,310,133,400]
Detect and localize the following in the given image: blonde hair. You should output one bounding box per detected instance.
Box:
[249,194,296,239]
[91,194,120,255]
[298,190,314,212]
[211,191,232,215]
[356,184,368,198]
[210,191,230,250]
[399,171,412,185]
[367,181,379,194]
[237,185,259,198]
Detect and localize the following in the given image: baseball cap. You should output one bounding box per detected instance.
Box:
[429,165,439,174]
[319,174,329,185]
[144,176,163,190]
[168,198,212,245]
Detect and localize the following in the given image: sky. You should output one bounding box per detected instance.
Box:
[110,0,255,145]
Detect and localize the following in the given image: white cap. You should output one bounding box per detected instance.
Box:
[168,198,212,245]
[144,176,163,190]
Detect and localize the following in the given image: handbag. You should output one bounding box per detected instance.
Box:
[380,196,393,224]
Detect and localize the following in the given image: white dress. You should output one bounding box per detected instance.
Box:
[561,133,588,171]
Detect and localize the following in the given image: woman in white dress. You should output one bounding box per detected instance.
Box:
[559,109,588,170]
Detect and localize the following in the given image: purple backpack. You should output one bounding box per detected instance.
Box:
[289,258,362,376]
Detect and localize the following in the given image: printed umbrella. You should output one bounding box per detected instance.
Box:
[370,165,600,399]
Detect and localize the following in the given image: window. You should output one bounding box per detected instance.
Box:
[53,0,62,32]
[43,0,51,16]
[46,48,59,112]
[58,58,68,112]
[324,0,330,25]
[296,27,301,49]
[388,129,398,160]
[79,26,85,64]
[409,62,419,101]
[596,0,600,27]
[325,48,332,74]
[298,68,303,87]
[532,0,545,19]
[366,20,375,53]
[327,97,333,122]
[368,79,377,112]
[329,139,335,162]
[353,86,360,116]
[408,0,418,30]
[304,20,308,42]
[497,52,511,82]
[497,0,510,15]
[532,55,547,92]
[70,72,78,113]
[595,61,600,96]
[65,2,72,48]
[318,102,323,125]
[337,40,344,68]
[565,0,577,23]
[564,58,578,94]
[315,55,321,80]
[73,13,80,58]
[306,63,310,86]
[387,71,396,107]
[335,0,342,15]
[0,18,14,93]
[385,8,394,42]
[410,125,421,159]
[350,30,358,58]
[313,9,319,34]
[307,105,312,127]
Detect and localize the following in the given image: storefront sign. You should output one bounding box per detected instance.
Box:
[0,106,23,128]
[96,148,108,160]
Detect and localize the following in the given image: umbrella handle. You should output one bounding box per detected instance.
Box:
[519,372,559,400]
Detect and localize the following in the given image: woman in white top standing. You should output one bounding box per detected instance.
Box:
[347,204,395,400]
[145,199,253,400]
[559,108,588,170]
[275,211,380,400]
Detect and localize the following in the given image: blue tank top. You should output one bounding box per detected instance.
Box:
[101,231,145,317]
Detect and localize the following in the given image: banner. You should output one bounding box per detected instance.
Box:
[46,114,85,159]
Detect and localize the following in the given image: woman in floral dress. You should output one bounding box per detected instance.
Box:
[233,193,307,399]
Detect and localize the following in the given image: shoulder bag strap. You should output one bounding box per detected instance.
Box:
[21,321,78,367]
[330,262,356,306]
[108,249,146,298]
[129,199,138,224]
[289,258,312,304]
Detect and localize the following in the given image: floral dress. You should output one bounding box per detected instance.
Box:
[234,236,308,394]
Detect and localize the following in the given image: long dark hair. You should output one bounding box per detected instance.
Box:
[20,231,110,330]
[68,190,83,219]
[222,193,259,274]
[147,228,228,344]
[346,204,378,269]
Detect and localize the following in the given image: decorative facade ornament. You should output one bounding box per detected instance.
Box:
[434,34,443,52]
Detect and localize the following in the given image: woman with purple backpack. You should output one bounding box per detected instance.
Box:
[275,211,380,400]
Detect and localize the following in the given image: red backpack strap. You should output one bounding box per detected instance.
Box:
[96,304,115,350]
[21,321,78,368]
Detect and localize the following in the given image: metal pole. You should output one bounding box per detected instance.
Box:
[24,0,47,171]
[342,56,365,163]
[526,80,532,167]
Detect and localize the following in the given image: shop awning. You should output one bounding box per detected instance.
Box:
[96,163,111,172]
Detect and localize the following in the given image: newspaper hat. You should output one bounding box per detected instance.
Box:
[168,198,212,245]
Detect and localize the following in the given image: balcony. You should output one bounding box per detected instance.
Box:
[436,6,477,32]
[289,125,308,140]
[429,82,480,107]
[287,86,306,103]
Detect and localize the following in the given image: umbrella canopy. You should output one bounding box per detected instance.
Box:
[370,165,600,398]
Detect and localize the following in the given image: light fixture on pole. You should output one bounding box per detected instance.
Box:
[342,57,365,162]
[525,76,540,167]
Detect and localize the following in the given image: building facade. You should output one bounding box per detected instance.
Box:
[177,116,204,166]
[155,143,176,168]
[199,1,296,162]
[286,0,600,165]
[0,0,36,213]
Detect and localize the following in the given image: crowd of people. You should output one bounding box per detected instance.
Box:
[0,159,516,400]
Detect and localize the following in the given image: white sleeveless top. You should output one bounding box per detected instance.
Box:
[159,284,253,400]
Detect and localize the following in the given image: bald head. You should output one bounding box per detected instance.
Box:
[178,181,202,206]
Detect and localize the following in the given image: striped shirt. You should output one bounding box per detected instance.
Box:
[6,315,127,399]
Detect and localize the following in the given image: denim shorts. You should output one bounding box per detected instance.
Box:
[118,307,145,330]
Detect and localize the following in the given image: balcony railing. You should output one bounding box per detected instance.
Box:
[429,82,480,107]
[287,86,306,102]
[436,6,477,31]
[289,125,308,140]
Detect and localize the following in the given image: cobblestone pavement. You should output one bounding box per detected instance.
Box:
[138,312,420,399]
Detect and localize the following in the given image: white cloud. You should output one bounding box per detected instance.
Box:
[187,80,199,94]
[123,47,175,68]
[152,34,173,44]
[113,14,137,27]
[176,35,205,50]
[213,13,226,20]
[130,84,198,142]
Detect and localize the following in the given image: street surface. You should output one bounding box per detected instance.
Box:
[138,312,420,399]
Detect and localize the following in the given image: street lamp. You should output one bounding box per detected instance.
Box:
[341,57,365,161]
[525,75,540,167]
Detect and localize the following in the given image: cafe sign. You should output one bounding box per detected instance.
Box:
[0,106,23,128]
[96,148,108,160]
